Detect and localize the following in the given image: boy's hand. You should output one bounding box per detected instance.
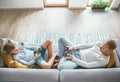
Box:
[66,46,74,50]
[66,54,73,60]
[33,54,41,60]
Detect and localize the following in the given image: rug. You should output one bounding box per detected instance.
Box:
[23,32,110,45]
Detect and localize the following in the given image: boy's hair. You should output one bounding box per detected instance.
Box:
[107,40,116,50]
[3,43,15,54]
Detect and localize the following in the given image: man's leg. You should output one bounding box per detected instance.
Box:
[58,57,78,70]
[58,37,73,57]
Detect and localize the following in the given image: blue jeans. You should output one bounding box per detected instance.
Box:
[57,37,80,70]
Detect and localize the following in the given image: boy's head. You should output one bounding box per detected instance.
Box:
[3,43,19,55]
[100,40,116,56]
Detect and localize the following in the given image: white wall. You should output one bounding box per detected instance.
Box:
[68,0,89,9]
[110,0,120,8]
[0,0,44,9]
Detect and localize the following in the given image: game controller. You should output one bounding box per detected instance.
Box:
[37,47,42,54]
[63,47,71,56]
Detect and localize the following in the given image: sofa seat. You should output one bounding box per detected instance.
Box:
[60,68,120,82]
[0,68,59,82]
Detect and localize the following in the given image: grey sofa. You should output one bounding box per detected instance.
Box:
[0,39,120,82]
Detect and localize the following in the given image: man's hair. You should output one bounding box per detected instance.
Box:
[106,40,116,50]
[3,43,15,54]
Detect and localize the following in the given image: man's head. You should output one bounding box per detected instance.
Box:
[100,40,116,56]
[3,43,19,55]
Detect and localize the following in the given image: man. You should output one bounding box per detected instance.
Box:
[3,40,56,69]
[57,37,116,70]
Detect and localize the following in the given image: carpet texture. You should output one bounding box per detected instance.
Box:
[23,32,110,45]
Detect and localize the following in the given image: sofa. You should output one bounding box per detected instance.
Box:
[0,38,120,82]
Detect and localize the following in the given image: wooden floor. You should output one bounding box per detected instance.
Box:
[0,7,120,41]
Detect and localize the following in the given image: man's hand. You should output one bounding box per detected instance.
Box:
[35,47,39,50]
[33,54,41,60]
[66,46,74,50]
[66,54,73,60]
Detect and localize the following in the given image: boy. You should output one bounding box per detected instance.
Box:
[3,40,56,69]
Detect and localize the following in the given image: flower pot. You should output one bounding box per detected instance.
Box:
[92,7,106,9]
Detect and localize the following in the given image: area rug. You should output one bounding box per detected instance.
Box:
[23,32,110,45]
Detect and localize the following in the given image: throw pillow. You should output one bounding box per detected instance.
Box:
[107,51,115,68]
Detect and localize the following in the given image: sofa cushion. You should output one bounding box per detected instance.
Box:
[114,39,120,67]
[0,68,59,82]
[0,55,4,67]
[114,39,120,60]
[60,69,120,82]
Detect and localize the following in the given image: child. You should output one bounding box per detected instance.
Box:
[3,40,56,69]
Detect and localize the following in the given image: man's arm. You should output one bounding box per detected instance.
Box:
[72,56,107,68]
[73,41,101,50]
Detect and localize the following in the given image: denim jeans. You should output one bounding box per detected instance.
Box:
[57,37,80,70]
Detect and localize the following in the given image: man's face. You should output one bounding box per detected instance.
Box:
[11,46,19,55]
[100,42,112,56]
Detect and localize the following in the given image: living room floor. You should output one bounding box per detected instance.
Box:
[0,7,120,41]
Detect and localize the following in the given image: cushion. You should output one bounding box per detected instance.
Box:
[107,51,115,68]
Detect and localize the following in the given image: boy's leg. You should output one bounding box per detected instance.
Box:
[38,53,56,69]
[39,40,56,69]
[41,40,53,59]
[58,37,73,57]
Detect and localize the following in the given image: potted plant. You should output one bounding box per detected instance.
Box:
[92,0,110,9]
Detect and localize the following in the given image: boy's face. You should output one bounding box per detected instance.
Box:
[11,46,19,55]
[100,42,112,56]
